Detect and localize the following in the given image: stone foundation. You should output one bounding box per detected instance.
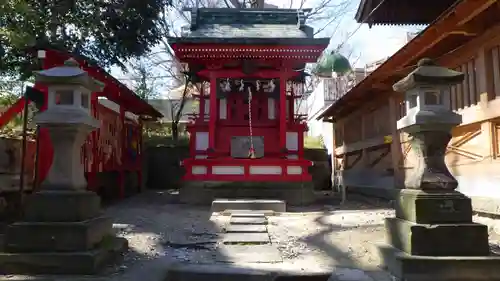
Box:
[180,181,315,206]
[380,189,500,280]
[0,191,128,274]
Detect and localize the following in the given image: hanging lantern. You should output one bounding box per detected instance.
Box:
[313,51,352,78]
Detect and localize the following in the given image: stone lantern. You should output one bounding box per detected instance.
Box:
[34,58,102,190]
[393,57,463,190]
[380,58,500,281]
[0,58,127,275]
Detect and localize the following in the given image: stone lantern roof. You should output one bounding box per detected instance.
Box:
[34,58,105,92]
[392,58,464,93]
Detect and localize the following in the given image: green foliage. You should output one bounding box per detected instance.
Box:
[0,0,171,78]
[304,136,324,149]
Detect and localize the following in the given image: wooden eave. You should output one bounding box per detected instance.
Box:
[170,43,328,63]
[355,0,459,25]
[319,0,500,121]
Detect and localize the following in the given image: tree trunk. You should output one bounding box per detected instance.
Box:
[171,122,179,143]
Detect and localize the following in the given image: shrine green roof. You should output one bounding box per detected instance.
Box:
[168,8,329,46]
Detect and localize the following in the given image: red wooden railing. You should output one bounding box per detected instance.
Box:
[0,97,27,129]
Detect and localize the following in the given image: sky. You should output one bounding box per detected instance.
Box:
[112,0,423,97]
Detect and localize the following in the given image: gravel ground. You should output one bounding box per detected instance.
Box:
[3,191,500,281]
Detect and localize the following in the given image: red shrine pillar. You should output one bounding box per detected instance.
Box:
[199,82,205,122]
[208,73,218,153]
[279,75,287,154]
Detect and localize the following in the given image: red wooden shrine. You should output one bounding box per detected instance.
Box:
[169,8,329,182]
[0,48,162,198]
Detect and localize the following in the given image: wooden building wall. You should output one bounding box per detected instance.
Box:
[334,23,500,201]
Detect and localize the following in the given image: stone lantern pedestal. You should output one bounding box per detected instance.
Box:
[379,58,500,281]
[0,59,127,274]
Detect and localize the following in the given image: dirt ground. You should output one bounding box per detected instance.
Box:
[3,191,500,281]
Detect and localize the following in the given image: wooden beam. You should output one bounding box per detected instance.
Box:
[437,23,500,68]
[197,69,297,79]
[457,0,498,25]
[394,0,498,72]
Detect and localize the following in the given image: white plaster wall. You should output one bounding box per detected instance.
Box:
[456,176,500,199]
[306,80,327,138]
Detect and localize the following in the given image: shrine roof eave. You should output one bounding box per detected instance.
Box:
[355,0,459,26]
[31,45,163,120]
[167,37,330,46]
[318,0,499,122]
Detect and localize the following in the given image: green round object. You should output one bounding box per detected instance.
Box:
[314,52,352,77]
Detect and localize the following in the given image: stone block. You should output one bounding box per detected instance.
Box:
[394,189,473,224]
[230,217,267,225]
[4,216,112,252]
[0,236,128,275]
[165,263,275,281]
[379,244,500,281]
[181,181,314,206]
[216,245,282,263]
[212,199,286,213]
[385,217,490,256]
[221,209,275,216]
[222,233,270,244]
[24,190,101,222]
[231,211,267,218]
[226,224,267,233]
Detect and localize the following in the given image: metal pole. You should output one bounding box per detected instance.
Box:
[33,125,41,191]
[18,86,28,216]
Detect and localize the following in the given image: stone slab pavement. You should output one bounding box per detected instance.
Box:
[222,232,270,244]
[226,224,267,233]
[230,217,268,225]
[216,245,282,263]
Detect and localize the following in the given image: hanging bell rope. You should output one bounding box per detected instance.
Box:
[247,86,256,159]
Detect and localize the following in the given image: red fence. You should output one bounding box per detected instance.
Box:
[0,48,162,198]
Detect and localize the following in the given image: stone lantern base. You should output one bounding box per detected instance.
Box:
[0,190,128,274]
[379,189,500,281]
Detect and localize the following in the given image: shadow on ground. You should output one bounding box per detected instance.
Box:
[0,190,395,281]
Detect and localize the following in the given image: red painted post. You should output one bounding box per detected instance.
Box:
[118,106,125,198]
[137,119,143,192]
[279,75,287,154]
[88,94,99,191]
[208,73,217,153]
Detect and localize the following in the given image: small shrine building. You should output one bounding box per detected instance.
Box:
[168,8,329,203]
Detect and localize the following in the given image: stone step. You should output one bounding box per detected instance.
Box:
[164,263,337,281]
[211,199,286,213]
[226,224,267,233]
[221,209,275,216]
[222,232,270,245]
[231,211,267,218]
[216,244,282,263]
[230,217,267,225]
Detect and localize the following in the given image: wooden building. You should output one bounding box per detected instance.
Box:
[319,0,500,214]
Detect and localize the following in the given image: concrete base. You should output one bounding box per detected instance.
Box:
[221,210,276,216]
[222,233,270,244]
[216,245,282,263]
[0,236,128,275]
[24,190,101,222]
[379,244,500,281]
[180,181,314,206]
[212,199,286,213]
[0,190,128,275]
[385,217,490,256]
[226,224,267,233]
[4,216,113,252]
[164,263,378,281]
[230,217,268,225]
